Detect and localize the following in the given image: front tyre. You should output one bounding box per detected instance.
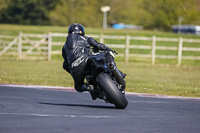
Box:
[97,73,128,109]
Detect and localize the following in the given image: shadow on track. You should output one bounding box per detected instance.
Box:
[38,102,116,109]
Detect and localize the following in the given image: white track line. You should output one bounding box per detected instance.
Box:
[0,112,195,119]
[0,84,200,101]
[0,112,114,119]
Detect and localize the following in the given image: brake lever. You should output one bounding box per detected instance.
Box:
[113,50,118,55]
[108,48,118,55]
[110,49,118,55]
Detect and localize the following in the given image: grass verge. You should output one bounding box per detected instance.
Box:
[0,60,199,98]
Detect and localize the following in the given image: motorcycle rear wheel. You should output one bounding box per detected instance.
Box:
[97,73,128,109]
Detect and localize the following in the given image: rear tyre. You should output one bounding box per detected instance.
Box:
[97,73,128,109]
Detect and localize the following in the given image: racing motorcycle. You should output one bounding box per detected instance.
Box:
[85,48,128,109]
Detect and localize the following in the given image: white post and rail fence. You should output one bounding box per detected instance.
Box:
[0,32,200,66]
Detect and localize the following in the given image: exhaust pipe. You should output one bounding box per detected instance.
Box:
[107,62,126,86]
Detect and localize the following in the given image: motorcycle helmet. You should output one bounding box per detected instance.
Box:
[68,23,85,36]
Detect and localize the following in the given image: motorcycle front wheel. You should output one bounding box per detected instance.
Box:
[97,72,128,109]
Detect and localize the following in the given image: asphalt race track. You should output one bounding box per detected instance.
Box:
[0,85,200,133]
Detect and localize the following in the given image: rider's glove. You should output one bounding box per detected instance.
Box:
[99,44,108,50]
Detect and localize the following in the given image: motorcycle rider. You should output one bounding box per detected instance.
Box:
[62,23,125,100]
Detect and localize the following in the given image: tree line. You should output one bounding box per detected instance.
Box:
[0,0,200,31]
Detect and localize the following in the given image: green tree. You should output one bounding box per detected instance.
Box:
[50,0,144,27]
[142,0,200,30]
[50,0,103,27]
[0,0,11,10]
[1,0,200,31]
[106,0,144,25]
[0,0,58,25]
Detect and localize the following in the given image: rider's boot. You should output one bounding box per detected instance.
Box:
[81,84,98,100]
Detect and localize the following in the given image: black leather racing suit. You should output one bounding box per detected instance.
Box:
[62,33,108,92]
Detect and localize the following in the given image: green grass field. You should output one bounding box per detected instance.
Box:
[0,24,200,97]
[0,60,199,98]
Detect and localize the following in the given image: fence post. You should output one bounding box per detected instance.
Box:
[100,33,104,43]
[125,34,130,64]
[151,35,156,65]
[178,37,183,66]
[17,32,22,60]
[47,32,52,61]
